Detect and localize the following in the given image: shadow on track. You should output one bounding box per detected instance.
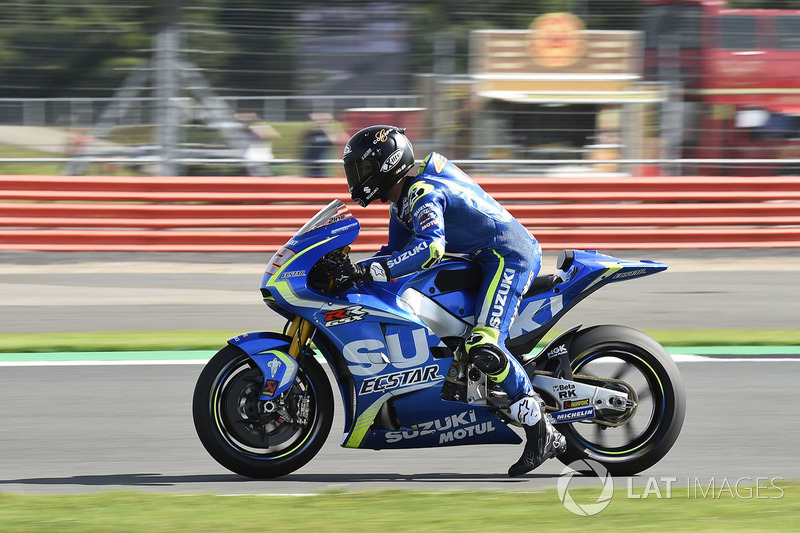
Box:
[0,471,560,487]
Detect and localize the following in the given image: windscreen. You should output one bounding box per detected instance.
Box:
[295,199,353,236]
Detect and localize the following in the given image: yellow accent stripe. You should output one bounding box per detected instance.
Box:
[584,261,623,292]
[465,326,500,351]
[266,237,334,304]
[421,241,444,269]
[488,361,510,383]
[477,250,506,325]
[344,395,388,448]
[408,181,434,211]
[419,153,431,173]
[259,350,299,388]
[343,380,446,448]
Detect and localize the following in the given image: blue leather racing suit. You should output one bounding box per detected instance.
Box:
[363,153,542,402]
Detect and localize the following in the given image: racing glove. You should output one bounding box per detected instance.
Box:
[331,260,390,293]
[366,261,389,282]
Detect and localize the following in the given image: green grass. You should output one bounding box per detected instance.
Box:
[0,144,63,175]
[641,329,800,347]
[0,486,796,532]
[0,330,240,353]
[0,120,344,177]
[0,329,798,353]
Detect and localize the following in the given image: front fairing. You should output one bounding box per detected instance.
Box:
[260,200,360,318]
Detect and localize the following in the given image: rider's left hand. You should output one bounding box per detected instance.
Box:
[331,260,372,293]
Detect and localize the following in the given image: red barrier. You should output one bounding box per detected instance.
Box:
[2,174,800,251]
[4,175,800,203]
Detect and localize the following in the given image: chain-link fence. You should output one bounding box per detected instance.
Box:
[1,0,798,177]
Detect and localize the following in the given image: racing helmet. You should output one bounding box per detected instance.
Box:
[343,125,415,206]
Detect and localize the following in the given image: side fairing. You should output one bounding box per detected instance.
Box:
[312,282,520,450]
[508,250,667,351]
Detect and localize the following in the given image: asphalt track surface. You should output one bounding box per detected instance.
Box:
[3,248,800,333]
[1,249,799,495]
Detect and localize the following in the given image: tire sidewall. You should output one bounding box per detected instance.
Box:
[192,344,334,478]
[556,325,686,476]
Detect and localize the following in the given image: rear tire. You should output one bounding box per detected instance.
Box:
[193,344,333,478]
[555,325,685,476]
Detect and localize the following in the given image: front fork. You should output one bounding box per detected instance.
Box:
[285,315,316,358]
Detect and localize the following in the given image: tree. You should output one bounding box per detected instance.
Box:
[0,0,648,99]
[0,2,159,97]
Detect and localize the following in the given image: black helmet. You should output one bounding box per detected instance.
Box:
[343,125,415,206]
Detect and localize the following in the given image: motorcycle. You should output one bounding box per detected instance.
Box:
[193,199,686,478]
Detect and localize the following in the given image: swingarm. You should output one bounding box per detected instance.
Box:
[532,373,636,425]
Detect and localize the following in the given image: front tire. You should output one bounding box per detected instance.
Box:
[193,344,333,478]
[555,325,686,476]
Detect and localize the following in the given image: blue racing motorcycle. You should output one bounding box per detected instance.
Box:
[193,200,685,478]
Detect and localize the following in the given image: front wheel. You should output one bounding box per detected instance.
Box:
[555,325,686,476]
[193,344,333,478]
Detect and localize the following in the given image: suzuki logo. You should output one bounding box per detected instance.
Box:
[342,328,431,376]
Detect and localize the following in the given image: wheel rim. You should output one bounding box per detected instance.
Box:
[562,348,668,459]
[211,354,318,460]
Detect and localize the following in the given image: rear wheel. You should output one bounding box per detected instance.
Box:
[555,325,686,476]
[193,344,333,478]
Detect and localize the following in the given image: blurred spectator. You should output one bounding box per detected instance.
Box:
[302,113,345,177]
[237,112,281,176]
[64,128,96,175]
[66,128,94,156]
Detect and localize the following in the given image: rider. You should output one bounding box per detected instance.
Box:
[341,125,565,477]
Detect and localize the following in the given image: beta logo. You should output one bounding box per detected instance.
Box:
[553,383,577,399]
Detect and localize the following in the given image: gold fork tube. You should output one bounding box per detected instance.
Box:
[288,317,315,358]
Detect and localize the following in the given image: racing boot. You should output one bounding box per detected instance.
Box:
[507,395,566,478]
[465,335,566,476]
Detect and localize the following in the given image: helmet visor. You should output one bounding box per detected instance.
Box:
[344,158,377,192]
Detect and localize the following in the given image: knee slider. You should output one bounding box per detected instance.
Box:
[469,343,508,376]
